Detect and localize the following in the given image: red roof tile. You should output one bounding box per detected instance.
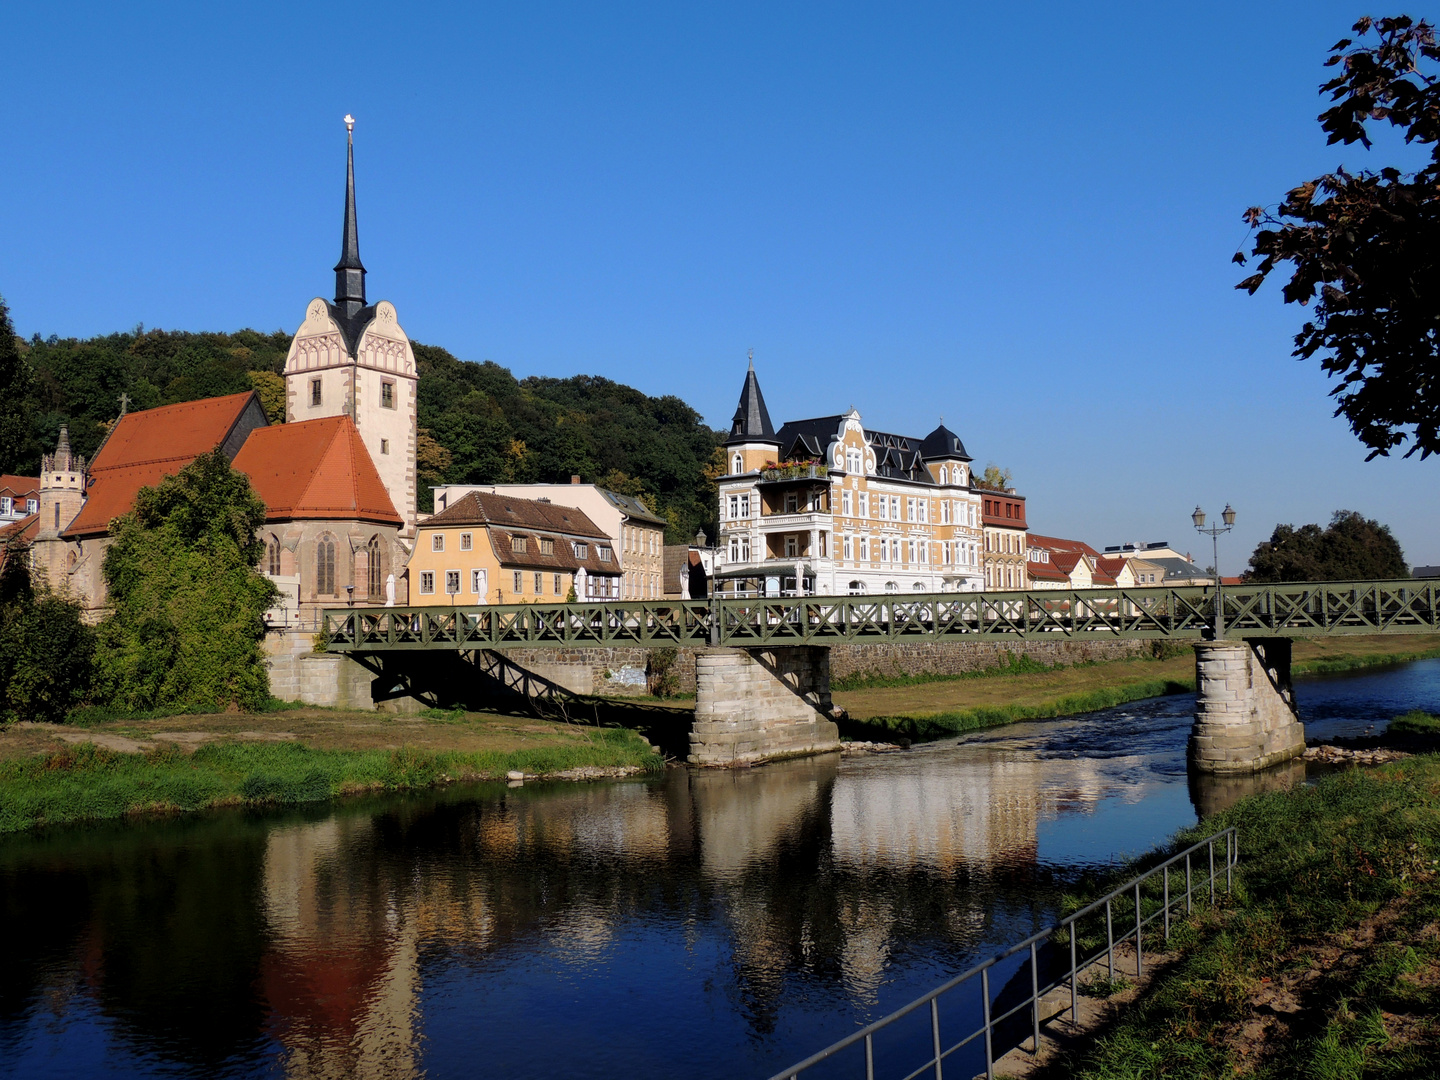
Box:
[423,490,609,538]
[0,513,38,544]
[1027,533,1100,560]
[1093,556,1128,584]
[64,393,260,538]
[233,416,401,526]
[0,475,39,500]
[1024,559,1069,582]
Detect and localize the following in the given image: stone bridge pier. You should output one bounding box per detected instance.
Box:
[1189,638,1306,774]
[689,647,843,767]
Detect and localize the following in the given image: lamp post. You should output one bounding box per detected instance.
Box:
[1192,504,1236,639]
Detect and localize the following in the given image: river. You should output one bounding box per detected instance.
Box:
[1,659,1436,1080]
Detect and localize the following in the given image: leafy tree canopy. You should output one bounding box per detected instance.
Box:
[0,535,94,724]
[96,450,277,711]
[1237,16,1440,459]
[0,293,32,474]
[1244,509,1409,582]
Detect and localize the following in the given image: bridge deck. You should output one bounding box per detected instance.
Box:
[322,580,1439,652]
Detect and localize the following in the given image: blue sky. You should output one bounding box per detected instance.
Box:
[5,2,1437,570]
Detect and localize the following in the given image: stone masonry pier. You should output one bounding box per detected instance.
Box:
[1189,638,1305,774]
[689,647,842,767]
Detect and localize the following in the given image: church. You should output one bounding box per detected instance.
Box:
[29,118,417,623]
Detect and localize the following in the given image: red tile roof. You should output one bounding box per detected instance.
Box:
[423,490,609,538]
[1093,556,1128,584]
[233,416,401,526]
[0,513,38,544]
[64,393,260,538]
[1024,558,1069,582]
[1027,533,1100,560]
[1049,550,1086,576]
[0,475,39,500]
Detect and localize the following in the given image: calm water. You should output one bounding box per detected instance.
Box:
[1,660,1436,1080]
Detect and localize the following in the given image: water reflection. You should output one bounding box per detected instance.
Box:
[0,660,1434,1080]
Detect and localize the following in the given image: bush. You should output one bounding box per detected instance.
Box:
[0,538,94,723]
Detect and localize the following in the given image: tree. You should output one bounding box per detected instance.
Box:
[1244,509,1408,582]
[246,370,286,424]
[95,450,277,711]
[0,533,94,723]
[976,463,1013,490]
[1236,16,1440,459]
[0,292,33,473]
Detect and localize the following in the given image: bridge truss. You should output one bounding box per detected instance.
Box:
[322,579,1439,652]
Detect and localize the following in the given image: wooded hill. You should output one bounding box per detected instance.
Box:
[5,325,724,541]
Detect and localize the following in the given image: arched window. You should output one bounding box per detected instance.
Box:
[367,536,382,598]
[732,452,743,474]
[317,537,336,596]
[267,535,281,576]
[885,581,898,594]
[939,465,948,485]
[847,580,866,595]
[912,581,925,592]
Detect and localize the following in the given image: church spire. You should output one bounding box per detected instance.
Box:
[725,354,779,446]
[333,114,367,320]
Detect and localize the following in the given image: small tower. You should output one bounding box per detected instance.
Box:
[31,426,87,594]
[283,115,419,536]
[723,354,780,476]
[37,426,86,540]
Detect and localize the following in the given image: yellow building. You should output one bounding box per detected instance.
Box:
[407,491,621,604]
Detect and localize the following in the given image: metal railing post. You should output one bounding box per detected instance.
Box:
[1163,865,1170,941]
[1106,899,1114,981]
[1185,852,1192,914]
[1209,840,1215,904]
[1134,882,1143,978]
[931,997,944,1080]
[865,1034,874,1080]
[980,968,992,1080]
[1069,922,1078,1023]
[1227,830,1234,892]
[1030,940,1040,1052]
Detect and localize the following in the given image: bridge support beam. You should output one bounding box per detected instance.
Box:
[1189,638,1305,774]
[689,647,842,767]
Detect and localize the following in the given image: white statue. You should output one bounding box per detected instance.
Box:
[385,573,396,606]
[574,566,587,600]
[679,566,690,600]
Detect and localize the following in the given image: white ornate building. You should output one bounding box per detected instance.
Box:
[714,363,985,596]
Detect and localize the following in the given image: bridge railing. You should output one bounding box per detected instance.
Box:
[764,827,1239,1080]
[321,579,1437,650]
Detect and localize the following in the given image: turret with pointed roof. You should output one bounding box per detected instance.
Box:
[725,359,779,447]
[919,423,971,462]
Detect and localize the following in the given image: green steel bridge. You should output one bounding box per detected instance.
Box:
[323,579,1440,653]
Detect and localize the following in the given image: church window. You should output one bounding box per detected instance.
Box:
[446,571,461,595]
[381,439,389,455]
[268,535,281,576]
[513,571,523,593]
[432,533,445,552]
[540,538,554,556]
[368,537,382,597]
[317,538,336,595]
[381,380,395,409]
[460,532,473,551]
[310,379,322,407]
[511,536,526,554]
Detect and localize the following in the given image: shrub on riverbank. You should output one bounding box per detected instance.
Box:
[0,731,662,834]
[1389,710,1440,735]
[1035,751,1440,1078]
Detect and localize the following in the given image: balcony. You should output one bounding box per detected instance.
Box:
[758,463,829,483]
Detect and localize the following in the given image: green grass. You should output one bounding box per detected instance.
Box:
[1033,748,1440,1079]
[1292,644,1440,676]
[1388,710,1440,735]
[0,731,663,834]
[845,678,1195,741]
[65,698,311,727]
[832,652,1060,692]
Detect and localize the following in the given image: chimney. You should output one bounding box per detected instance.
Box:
[570,475,581,484]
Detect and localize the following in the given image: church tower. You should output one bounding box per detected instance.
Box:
[283,116,419,536]
[723,356,781,476]
[33,426,87,592]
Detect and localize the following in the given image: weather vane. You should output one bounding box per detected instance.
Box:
[344,113,355,132]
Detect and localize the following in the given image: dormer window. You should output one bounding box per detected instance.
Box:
[512,536,527,554]
[573,542,588,559]
[598,546,612,562]
[540,538,554,555]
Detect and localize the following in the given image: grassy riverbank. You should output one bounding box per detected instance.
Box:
[1035,746,1440,1079]
[0,708,664,834]
[833,634,1440,742]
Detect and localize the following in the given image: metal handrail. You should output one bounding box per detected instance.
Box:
[765,826,1238,1080]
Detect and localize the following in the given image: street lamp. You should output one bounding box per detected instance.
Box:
[1192,504,1236,638]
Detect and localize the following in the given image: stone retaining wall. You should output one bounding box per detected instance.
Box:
[264,629,375,709]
